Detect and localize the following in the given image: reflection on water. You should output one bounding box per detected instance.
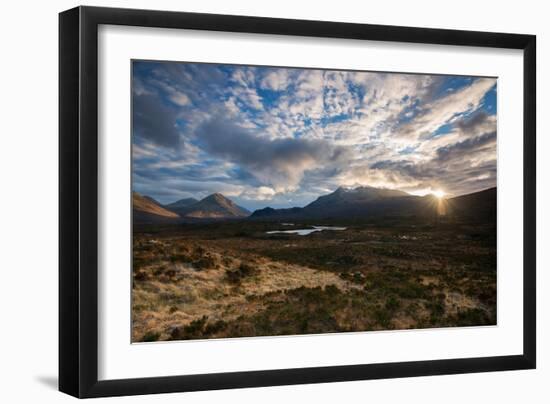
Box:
[266,226,347,236]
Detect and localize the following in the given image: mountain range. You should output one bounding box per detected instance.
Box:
[133,192,249,224]
[133,186,496,224]
[251,186,496,222]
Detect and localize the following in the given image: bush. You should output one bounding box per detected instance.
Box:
[397,282,429,299]
[133,269,149,281]
[169,252,192,263]
[455,308,492,326]
[324,284,340,297]
[204,319,227,335]
[169,316,227,340]
[226,262,256,283]
[171,316,209,339]
[193,254,218,270]
[385,295,400,312]
[373,307,392,328]
[426,299,445,324]
[142,331,161,342]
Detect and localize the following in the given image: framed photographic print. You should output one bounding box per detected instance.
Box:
[59,6,536,398]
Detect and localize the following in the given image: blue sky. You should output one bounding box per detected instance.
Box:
[132,61,497,210]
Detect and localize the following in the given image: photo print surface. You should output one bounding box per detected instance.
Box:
[131,60,497,342]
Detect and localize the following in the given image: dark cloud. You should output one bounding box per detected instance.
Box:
[194,115,352,189]
[133,93,180,147]
[456,111,490,132]
[435,131,496,162]
[131,62,231,149]
[150,62,227,108]
[369,128,496,196]
[370,159,441,180]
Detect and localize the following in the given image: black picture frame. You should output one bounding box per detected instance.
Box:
[59,6,536,398]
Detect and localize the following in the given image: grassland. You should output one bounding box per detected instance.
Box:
[132,218,496,342]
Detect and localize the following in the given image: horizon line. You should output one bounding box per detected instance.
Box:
[133,185,497,211]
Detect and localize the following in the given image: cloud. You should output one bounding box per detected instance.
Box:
[413,110,496,157]
[457,110,489,131]
[260,69,290,91]
[133,93,180,148]
[241,186,277,200]
[232,87,264,110]
[131,61,497,204]
[230,67,256,87]
[361,104,497,196]
[394,78,496,140]
[194,115,353,192]
[365,131,496,196]
[168,91,191,106]
[133,170,246,204]
[456,111,495,136]
[323,71,357,117]
[435,131,496,162]
[224,96,240,116]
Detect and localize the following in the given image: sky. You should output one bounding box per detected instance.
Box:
[132,60,497,211]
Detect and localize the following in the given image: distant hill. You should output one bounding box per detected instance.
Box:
[134,192,250,222]
[165,197,199,216]
[142,195,163,206]
[133,192,179,224]
[251,186,496,222]
[303,186,420,217]
[252,206,303,218]
[163,193,250,219]
[135,187,496,224]
[183,193,250,219]
[306,186,409,211]
[251,186,430,219]
[446,187,496,222]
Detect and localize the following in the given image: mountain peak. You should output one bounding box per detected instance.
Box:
[182,193,250,219]
[334,186,347,194]
[205,192,228,201]
[305,185,410,211]
[334,185,379,194]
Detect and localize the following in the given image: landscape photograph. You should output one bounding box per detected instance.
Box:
[131,60,497,342]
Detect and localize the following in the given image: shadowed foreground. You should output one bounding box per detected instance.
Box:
[132,217,496,342]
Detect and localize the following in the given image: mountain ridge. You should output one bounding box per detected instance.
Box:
[133,192,250,223]
[251,186,496,221]
[181,193,250,219]
[133,192,180,224]
[134,186,496,224]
